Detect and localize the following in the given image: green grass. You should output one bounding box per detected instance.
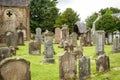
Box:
[16,41,120,80]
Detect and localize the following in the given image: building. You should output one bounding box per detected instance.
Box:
[0,0,30,40]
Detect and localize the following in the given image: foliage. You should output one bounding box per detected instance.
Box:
[30,0,59,33]
[55,8,80,32]
[16,41,120,80]
[85,12,98,28]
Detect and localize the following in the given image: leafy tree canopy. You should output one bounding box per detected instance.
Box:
[55,8,80,32]
[30,0,59,33]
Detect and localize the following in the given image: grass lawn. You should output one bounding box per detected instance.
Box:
[16,41,120,80]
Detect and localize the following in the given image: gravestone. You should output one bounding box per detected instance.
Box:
[59,24,69,48]
[96,54,110,72]
[6,32,17,48]
[112,31,120,53]
[95,30,105,55]
[44,30,54,42]
[0,47,12,61]
[43,40,55,63]
[108,33,112,45]
[79,56,90,80]
[17,31,24,45]
[35,28,41,42]
[29,41,41,55]
[70,32,78,47]
[0,34,7,47]
[74,46,83,58]
[55,28,61,44]
[0,58,31,80]
[59,41,77,80]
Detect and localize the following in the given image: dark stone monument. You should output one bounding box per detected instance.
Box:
[17,31,24,45]
[112,30,120,53]
[29,41,41,55]
[59,41,77,80]
[79,56,90,80]
[95,30,105,55]
[70,32,78,47]
[0,58,31,80]
[43,40,55,63]
[96,54,110,72]
[0,47,12,61]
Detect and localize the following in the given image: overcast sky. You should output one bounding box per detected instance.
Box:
[56,0,120,21]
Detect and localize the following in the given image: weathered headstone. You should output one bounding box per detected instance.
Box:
[44,30,54,42]
[6,32,17,48]
[108,33,112,45]
[59,24,69,48]
[29,41,41,55]
[70,32,78,47]
[0,47,12,61]
[0,58,31,80]
[55,28,61,44]
[112,30,120,53]
[95,30,105,55]
[59,41,77,80]
[43,40,55,63]
[35,28,41,42]
[0,34,7,47]
[79,56,90,80]
[96,54,110,72]
[74,46,83,58]
[17,31,24,45]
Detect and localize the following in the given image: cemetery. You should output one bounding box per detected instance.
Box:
[0,0,120,80]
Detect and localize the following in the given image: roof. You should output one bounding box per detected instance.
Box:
[112,13,120,19]
[74,21,87,33]
[0,0,30,7]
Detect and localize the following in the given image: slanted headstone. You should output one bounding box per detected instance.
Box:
[6,32,17,48]
[59,41,77,80]
[95,30,105,55]
[96,54,110,72]
[35,28,41,42]
[17,31,24,45]
[29,41,41,55]
[59,24,69,48]
[79,56,90,80]
[55,28,61,44]
[0,58,31,80]
[112,31,120,53]
[43,40,55,63]
[0,47,12,61]
[70,32,78,47]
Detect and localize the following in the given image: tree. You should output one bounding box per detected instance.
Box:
[55,8,80,32]
[85,12,98,28]
[95,14,117,33]
[30,0,59,33]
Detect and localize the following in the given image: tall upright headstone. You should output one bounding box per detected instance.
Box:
[0,58,31,80]
[44,30,54,42]
[79,56,90,80]
[70,32,78,47]
[108,33,112,45]
[17,31,24,45]
[96,54,110,72]
[35,28,42,42]
[43,40,55,63]
[112,30,120,53]
[55,28,61,44]
[95,30,105,55]
[59,24,69,48]
[59,41,76,80]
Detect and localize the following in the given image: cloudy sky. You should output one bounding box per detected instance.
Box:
[56,0,120,21]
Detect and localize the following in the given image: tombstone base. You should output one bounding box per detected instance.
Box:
[42,58,55,64]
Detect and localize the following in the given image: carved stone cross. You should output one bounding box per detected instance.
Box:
[7,11,12,17]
